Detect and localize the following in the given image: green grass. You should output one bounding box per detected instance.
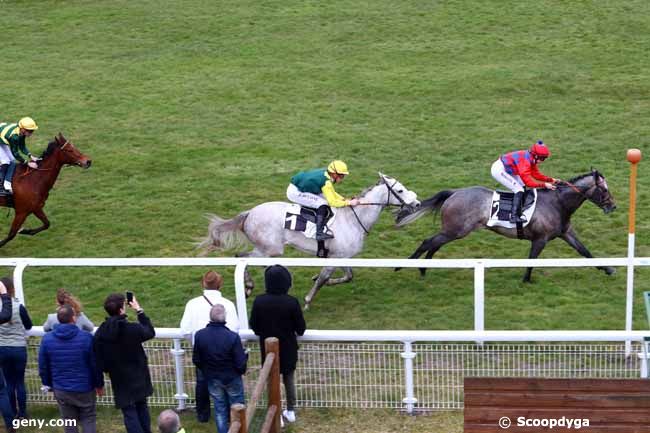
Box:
[2,0,650,430]
[1,0,646,332]
[24,405,461,433]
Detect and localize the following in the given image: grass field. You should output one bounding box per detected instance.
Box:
[3,0,650,431]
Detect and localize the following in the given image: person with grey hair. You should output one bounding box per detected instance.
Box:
[192,305,247,433]
[157,409,185,433]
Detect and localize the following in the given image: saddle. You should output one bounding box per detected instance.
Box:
[284,205,334,239]
[487,189,537,229]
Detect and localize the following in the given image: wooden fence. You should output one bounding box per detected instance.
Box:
[228,337,281,433]
[464,378,650,432]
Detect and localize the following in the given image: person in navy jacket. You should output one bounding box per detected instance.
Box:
[192,304,247,433]
[39,304,104,433]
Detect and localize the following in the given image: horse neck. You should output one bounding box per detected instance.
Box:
[558,178,592,214]
[30,150,64,192]
[349,185,386,231]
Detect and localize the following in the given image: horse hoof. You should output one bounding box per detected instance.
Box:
[418,268,427,277]
[605,267,616,276]
[303,302,310,311]
[311,274,319,281]
[394,267,402,272]
[245,289,253,298]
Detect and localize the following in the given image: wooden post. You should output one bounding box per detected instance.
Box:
[265,337,281,433]
[229,403,247,433]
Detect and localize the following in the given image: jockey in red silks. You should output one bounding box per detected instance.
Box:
[491,141,559,223]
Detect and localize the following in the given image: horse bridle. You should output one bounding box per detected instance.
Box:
[350,177,412,234]
[560,172,610,208]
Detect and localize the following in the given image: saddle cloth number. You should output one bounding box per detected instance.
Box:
[487,189,537,228]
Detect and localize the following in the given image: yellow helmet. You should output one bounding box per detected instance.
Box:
[18,117,38,131]
[327,160,349,175]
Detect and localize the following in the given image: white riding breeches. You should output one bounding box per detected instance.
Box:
[491,159,525,193]
[0,145,14,165]
[286,183,328,208]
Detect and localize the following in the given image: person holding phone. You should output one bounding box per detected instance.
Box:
[94,292,155,433]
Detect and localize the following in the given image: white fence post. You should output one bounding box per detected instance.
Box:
[13,262,27,305]
[401,341,417,414]
[474,262,485,334]
[234,260,249,329]
[171,339,188,410]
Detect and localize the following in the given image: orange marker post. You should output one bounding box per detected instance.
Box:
[626,149,642,356]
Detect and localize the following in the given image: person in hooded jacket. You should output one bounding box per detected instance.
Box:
[38,304,104,433]
[249,265,306,424]
[94,293,155,433]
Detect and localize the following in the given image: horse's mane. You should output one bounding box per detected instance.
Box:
[568,170,601,184]
[359,179,385,197]
[39,140,59,159]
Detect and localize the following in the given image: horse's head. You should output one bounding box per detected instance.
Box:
[51,133,92,169]
[377,172,420,211]
[570,169,616,214]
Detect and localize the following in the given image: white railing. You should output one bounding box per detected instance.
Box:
[5,256,650,333]
[24,327,649,413]
[9,256,650,413]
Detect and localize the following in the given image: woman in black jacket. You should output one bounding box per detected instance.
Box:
[249,265,306,424]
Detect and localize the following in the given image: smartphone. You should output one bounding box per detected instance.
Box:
[126,291,134,304]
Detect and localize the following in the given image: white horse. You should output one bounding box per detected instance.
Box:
[198,173,419,308]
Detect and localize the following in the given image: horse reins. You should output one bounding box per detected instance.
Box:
[558,176,608,207]
[350,178,410,235]
[19,141,72,177]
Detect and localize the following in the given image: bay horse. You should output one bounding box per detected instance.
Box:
[395,169,616,282]
[198,173,419,308]
[0,133,92,248]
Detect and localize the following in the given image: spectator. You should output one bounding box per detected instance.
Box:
[157,409,185,433]
[94,293,155,433]
[192,305,247,433]
[0,277,32,422]
[0,280,17,432]
[250,265,306,424]
[43,288,94,332]
[180,270,239,423]
[38,304,104,433]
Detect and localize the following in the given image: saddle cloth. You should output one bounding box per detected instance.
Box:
[284,204,335,239]
[486,189,537,229]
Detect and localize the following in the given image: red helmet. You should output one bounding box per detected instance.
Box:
[530,141,550,158]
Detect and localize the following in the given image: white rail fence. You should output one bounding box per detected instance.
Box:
[4,256,650,333]
[5,256,650,413]
[23,328,648,413]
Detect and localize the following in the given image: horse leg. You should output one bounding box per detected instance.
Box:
[19,208,50,236]
[523,239,548,283]
[418,233,454,277]
[0,211,29,248]
[325,267,353,285]
[561,227,615,276]
[304,266,337,310]
[236,247,279,297]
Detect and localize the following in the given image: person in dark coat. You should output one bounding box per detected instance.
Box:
[0,279,17,433]
[249,265,306,424]
[39,304,104,433]
[94,293,155,433]
[192,304,247,433]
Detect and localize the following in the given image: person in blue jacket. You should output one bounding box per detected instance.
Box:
[39,304,104,433]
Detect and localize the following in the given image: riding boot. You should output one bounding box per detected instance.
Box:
[3,162,15,193]
[315,205,334,241]
[509,191,527,224]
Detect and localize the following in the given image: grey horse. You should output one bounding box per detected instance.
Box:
[396,169,616,282]
[198,173,419,308]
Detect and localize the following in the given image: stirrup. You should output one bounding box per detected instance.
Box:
[510,215,527,224]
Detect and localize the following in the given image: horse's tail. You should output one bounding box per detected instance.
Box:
[396,190,455,227]
[196,212,250,255]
